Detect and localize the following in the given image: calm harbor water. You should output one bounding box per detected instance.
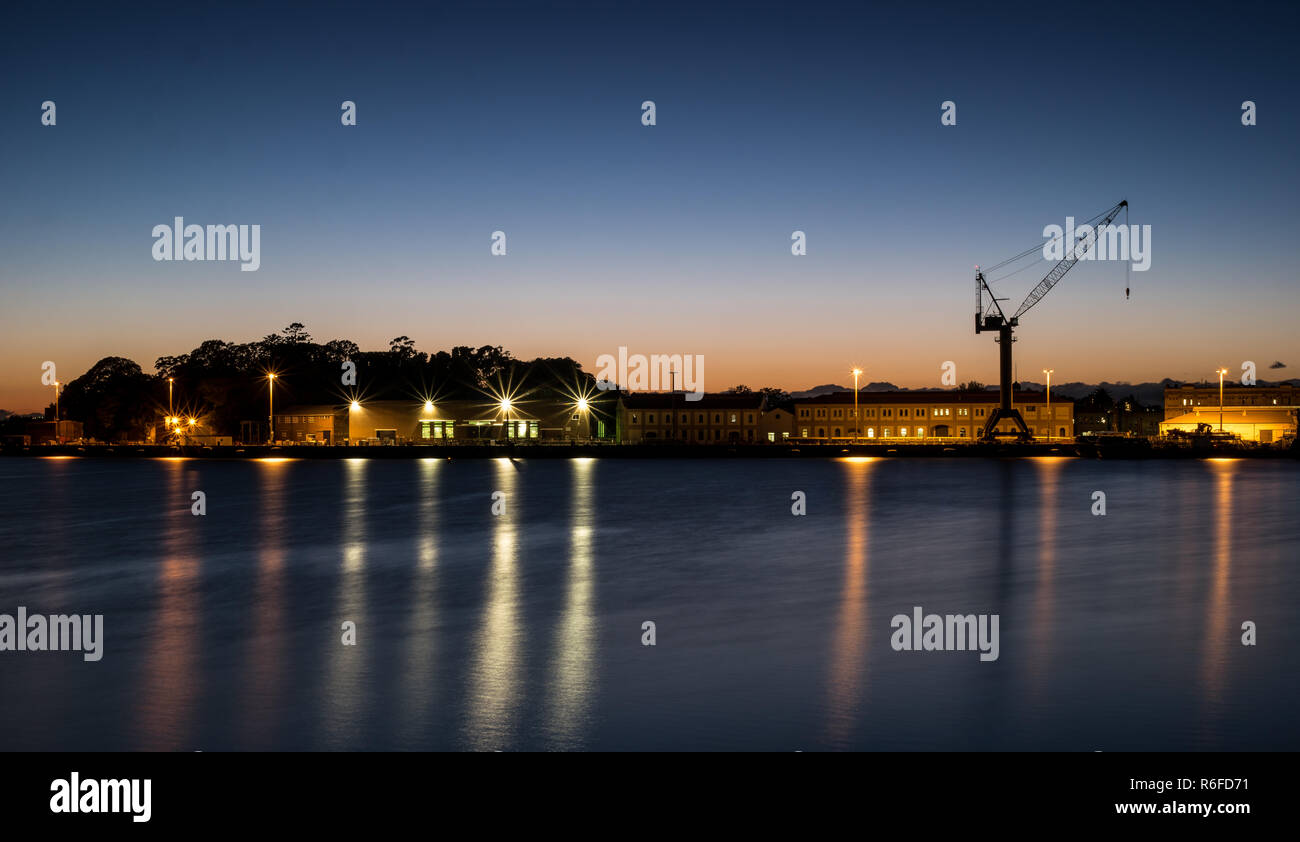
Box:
[0,455,1295,751]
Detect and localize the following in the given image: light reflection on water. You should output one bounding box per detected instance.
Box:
[0,456,1295,751]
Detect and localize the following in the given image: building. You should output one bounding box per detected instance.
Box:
[26,420,83,444]
[270,405,347,444]
[275,398,596,444]
[760,407,797,443]
[791,390,1074,441]
[1075,393,1163,437]
[617,393,766,443]
[1159,406,1297,443]
[1164,383,1298,419]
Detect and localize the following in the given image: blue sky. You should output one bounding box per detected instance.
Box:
[2,0,1297,410]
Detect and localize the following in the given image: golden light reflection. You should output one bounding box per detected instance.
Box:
[1200,459,1234,729]
[543,458,596,748]
[400,458,441,742]
[1026,456,1062,703]
[137,458,199,750]
[322,458,368,748]
[825,458,872,747]
[463,459,522,749]
[242,458,287,748]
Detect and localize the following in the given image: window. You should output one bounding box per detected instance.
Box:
[647,413,656,424]
[958,408,969,416]
[730,413,738,424]
[815,408,826,418]
[916,427,925,437]
[714,414,722,424]
[867,428,875,439]
[899,427,908,437]
[631,413,640,424]
[916,409,926,418]
[799,408,810,418]
[768,432,775,442]
[746,414,754,423]
[883,427,891,437]
[959,428,967,437]
[801,427,809,437]
[900,408,909,417]
[832,408,843,419]
[698,414,705,423]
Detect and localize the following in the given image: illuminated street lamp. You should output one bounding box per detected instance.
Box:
[1217,368,1229,432]
[1043,369,1053,442]
[267,373,277,443]
[851,368,862,441]
[500,397,513,440]
[423,400,434,414]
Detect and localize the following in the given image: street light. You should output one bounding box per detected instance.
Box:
[1217,368,1228,432]
[267,373,276,443]
[168,377,174,420]
[851,368,862,442]
[1043,369,1053,442]
[500,398,513,440]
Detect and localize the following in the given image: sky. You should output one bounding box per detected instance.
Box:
[1,0,1297,412]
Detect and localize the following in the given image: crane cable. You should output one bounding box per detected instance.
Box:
[1125,202,1131,300]
[981,204,1117,276]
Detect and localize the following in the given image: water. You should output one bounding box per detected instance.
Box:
[0,455,1295,751]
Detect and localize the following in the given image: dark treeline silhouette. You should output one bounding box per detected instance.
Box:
[49,323,604,441]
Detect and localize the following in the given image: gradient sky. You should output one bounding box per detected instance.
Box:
[2,0,1297,411]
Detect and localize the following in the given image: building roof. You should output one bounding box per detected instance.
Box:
[1160,408,1298,427]
[795,390,1055,405]
[618,392,765,410]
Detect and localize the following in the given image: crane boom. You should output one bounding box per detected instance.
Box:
[1012,200,1127,320]
[972,199,1129,442]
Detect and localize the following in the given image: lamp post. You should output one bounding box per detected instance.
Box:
[851,368,862,442]
[501,398,512,441]
[168,377,174,419]
[576,397,590,441]
[1217,368,1228,432]
[267,373,276,443]
[1042,369,1053,442]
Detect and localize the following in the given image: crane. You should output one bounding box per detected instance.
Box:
[974,199,1128,441]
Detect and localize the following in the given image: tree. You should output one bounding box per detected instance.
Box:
[958,380,986,392]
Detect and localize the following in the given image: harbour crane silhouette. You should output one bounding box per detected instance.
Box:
[974,199,1129,441]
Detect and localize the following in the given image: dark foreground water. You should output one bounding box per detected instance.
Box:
[0,455,1295,751]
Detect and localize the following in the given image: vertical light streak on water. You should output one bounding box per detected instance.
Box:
[541,457,597,749]
[241,459,288,749]
[1025,457,1063,706]
[321,458,369,748]
[824,458,873,748]
[462,459,522,750]
[399,458,441,744]
[136,458,200,750]
[1199,459,1236,743]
